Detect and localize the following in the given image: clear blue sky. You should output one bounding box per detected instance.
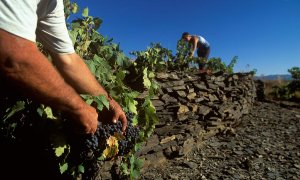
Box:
[75,0,300,76]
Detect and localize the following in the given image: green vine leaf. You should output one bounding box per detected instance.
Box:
[148,71,155,78]
[134,157,144,171]
[131,115,138,126]
[129,155,143,179]
[120,163,130,176]
[115,52,125,67]
[143,68,151,89]
[82,7,89,17]
[85,98,94,105]
[78,165,85,174]
[95,95,109,110]
[71,2,79,14]
[125,97,138,115]
[59,163,68,174]
[3,101,25,121]
[55,145,68,157]
[36,105,57,120]
[142,98,158,138]
[44,106,57,119]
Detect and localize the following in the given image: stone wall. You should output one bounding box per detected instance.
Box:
[137,71,256,169]
[98,71,257,179]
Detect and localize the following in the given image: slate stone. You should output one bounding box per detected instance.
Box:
[173,85,186,91]
[152,100,165,107]
[156,72,169,79]
[197,105,211,116]
[193,83,208,92]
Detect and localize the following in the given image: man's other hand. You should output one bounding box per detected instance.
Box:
[70,104,98,134]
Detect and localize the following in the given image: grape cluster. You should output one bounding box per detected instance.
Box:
[73,112,140,159]
[116,120,140,156]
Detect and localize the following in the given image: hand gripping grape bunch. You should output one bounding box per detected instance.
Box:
[68,112,140,162]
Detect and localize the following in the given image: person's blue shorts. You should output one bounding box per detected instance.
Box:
[197,44,210,69]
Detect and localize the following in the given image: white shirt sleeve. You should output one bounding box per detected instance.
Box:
[36,0,75,54]
[0,0,75,54]
[0,0,37,42]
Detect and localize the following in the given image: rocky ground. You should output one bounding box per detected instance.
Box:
[140,101,300,180]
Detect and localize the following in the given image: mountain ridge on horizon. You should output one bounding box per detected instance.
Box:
[254,74,292,81]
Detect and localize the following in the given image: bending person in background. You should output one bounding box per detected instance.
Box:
[0,0,127,135]
[182,32,211,73]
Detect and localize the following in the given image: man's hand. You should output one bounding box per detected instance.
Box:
[97,97,127,133]
[109,98,127,132]
[70,103,98,134]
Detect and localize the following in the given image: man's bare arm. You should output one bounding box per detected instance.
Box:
[51,53,107,96]
[191,36,199,56]
[51,53,127,132]
[0,30,98,134]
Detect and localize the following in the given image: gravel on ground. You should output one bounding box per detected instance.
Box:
[140,102,300,180]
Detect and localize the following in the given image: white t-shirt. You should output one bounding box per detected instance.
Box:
[197,35,210,47]
[0,0,74,54]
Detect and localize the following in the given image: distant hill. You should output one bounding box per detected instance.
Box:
[254,74,292,81]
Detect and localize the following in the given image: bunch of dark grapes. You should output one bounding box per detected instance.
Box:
[63,112,141,179]
[70,112,140,161]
